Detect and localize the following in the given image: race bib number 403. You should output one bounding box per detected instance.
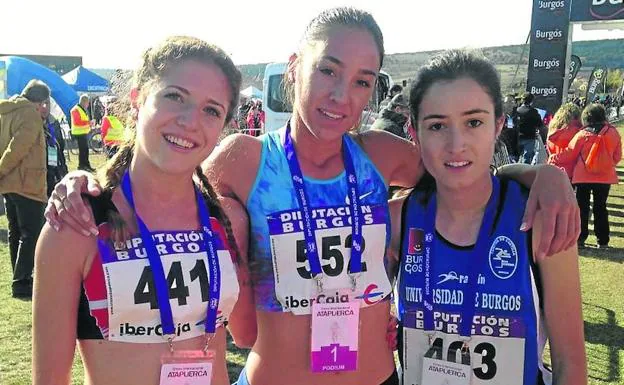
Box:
[268,204,392,315]
[402,311,526,385]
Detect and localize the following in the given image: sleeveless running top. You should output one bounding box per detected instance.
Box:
[77,193,240,343]
[396,179,551,385]
[247,128,393,314]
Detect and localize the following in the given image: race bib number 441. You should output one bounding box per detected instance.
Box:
[100,231,236,343]
[268,204,392,315]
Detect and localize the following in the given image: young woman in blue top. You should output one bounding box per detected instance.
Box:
[388,50,586,385]
[44,8,579,385]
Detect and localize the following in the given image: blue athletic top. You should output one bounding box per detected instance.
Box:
[247,128,393,313]
[396,178,551,385]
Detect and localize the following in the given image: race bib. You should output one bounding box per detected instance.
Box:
[310,299,359,372]
[47,145,58,166]
[403,310,526,385]
[268,204,392,315]
[100,231,238,343]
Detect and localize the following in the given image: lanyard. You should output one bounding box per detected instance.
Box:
[282,123,364,292]
[422,175,500,338]
[46,122,58,147]
[120,171,221,338]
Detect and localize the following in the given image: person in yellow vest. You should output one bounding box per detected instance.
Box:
[100,112,125,158]
[70,94,94,171]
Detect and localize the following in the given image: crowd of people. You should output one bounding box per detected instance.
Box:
[234,98,265,136]
[547,102,622,249]
[3,5,621,385]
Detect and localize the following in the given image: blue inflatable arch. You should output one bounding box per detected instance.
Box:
[1,56,79,119]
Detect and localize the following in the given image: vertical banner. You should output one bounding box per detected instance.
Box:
[569,55,582,83]
[526,0,572,114]
[585,67,607,103]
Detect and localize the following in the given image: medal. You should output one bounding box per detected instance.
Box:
[282,123,364,372]
[120,172,222,385]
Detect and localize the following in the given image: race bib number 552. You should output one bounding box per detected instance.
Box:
[268,204,392,315]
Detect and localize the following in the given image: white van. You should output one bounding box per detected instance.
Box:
[262,62,394,132]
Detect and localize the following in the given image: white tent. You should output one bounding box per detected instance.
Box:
[241,86,262,99]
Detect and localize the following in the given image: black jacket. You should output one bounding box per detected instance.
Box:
[513,104,542,140]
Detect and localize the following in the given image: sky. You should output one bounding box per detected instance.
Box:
[3,0,624,69]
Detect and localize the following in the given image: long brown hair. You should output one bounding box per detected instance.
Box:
[98,36,242,261]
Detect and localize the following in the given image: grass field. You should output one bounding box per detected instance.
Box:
[0,126,623,384]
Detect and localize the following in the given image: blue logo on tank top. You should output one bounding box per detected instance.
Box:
[488,236,519,279]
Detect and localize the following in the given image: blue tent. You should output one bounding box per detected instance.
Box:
[62,65,109,93]
[1,56,78,119]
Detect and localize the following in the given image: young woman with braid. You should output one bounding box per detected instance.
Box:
[45,8,579,385]
[32,36,255,385]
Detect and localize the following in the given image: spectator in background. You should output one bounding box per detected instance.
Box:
[542,112,553,140]
[246,100,264,136]
[514,93,544,164]
[70,94,95,172]
[91,97,105,126]
[101,99,126,158]
[379,84,403,111]
[43,106,68,196]
[547,103,582,180]
[237,99,252,132]
[0,80,50,298]
[500,94,519,161]
[370,93,409,139]
[549,104,622,248]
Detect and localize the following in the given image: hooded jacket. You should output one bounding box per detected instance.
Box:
[546,119,582,179]
[549,123,622,185]
[0,96,47,202]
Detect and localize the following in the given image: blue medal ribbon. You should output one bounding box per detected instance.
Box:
[421,175,500,338]
[282,122,364,291]
[46,121,58,147]
[121,171,221,337]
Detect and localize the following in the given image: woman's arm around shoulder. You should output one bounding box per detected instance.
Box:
[387,193,410,267]
[358,129,424,188]
[549,131,586,165]
[203,133,263,203]
[221,196,257,348]
[532,217,587,385]
[33,224,97,385]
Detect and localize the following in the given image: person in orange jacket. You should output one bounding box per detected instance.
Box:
[549,103,622,248]
[547,103,582,179]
